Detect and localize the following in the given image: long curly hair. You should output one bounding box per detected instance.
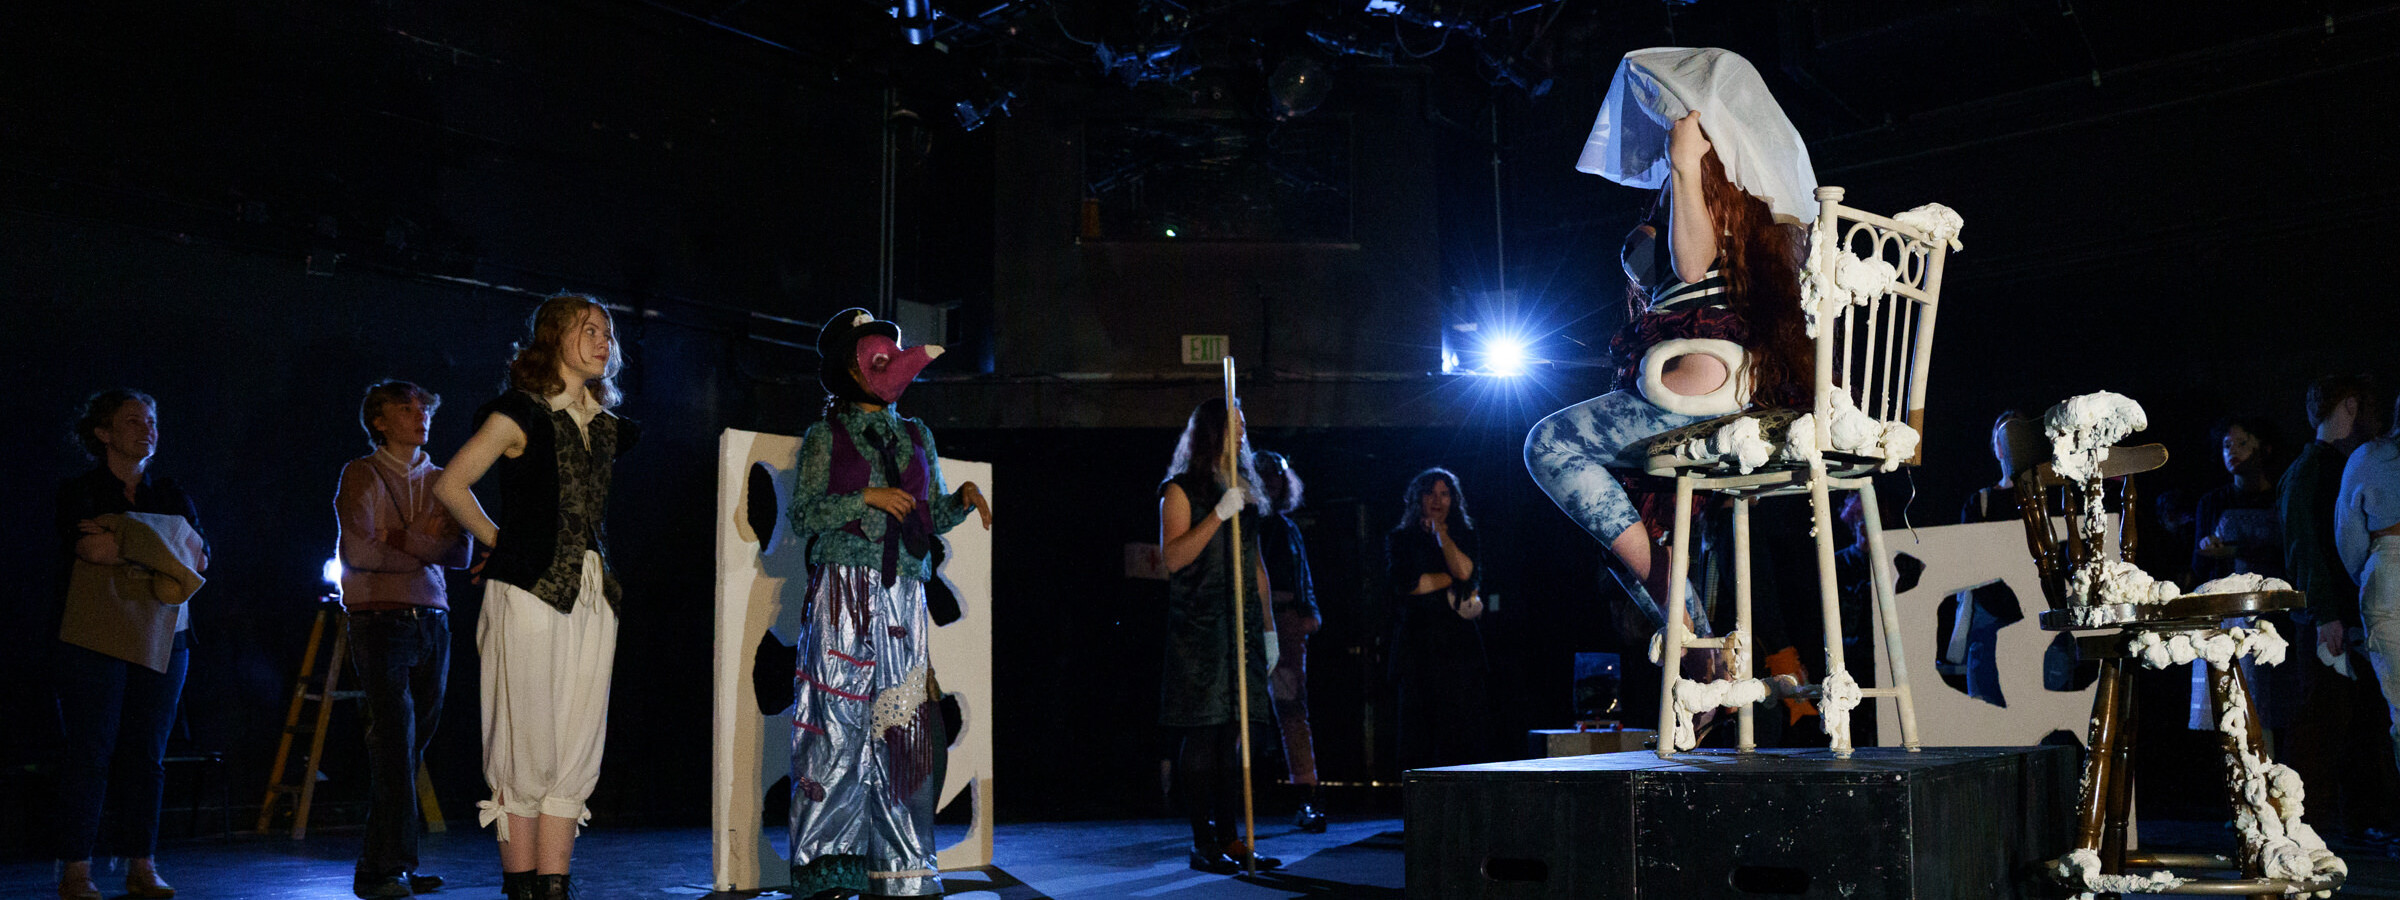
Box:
[1257,450,1303,514]
[1395,467,1473,533]
[1702,152,1812,406]
[506,294,622,408]
[1166,396,1264,513]
[1627,151,1813,408]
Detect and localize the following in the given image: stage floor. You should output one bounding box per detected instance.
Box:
[0,816,1406,899]
[7,817,2400,898]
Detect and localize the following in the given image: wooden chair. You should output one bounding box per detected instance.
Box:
[1639,186,1954,757]
[2015,444,2344,897]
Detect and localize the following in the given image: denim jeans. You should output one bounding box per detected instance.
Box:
[55,634,188,862]
[348,607,450,877]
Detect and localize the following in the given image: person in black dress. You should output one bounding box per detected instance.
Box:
[1156,397,1281,874]
[1387,467,1488,771]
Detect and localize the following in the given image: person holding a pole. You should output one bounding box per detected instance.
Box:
[1157,392,1282,875]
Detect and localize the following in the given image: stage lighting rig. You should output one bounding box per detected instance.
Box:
[927,0,1040,45]
[1093,40,1199,86]
[1361,0,1459,31]
[953,87,1017,130]
[1303,26,1395,62]
[1480,46,1552,97]
[896,0,932,45]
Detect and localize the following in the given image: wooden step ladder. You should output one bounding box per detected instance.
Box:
[255,598,447,838]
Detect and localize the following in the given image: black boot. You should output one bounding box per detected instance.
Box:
[501,871,536,900]
[1293,802,1329,833]
[534,874,574,900]
[1293,784,1329,833]
[1188,842,1240,875]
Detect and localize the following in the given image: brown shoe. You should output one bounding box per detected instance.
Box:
[125,866,176,899]
[57,871,101,900]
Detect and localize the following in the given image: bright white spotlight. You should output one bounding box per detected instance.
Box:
[1484,335,1528,376]
[322,557,343,585]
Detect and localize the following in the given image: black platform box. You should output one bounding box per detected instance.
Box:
[1404,746,2075,899]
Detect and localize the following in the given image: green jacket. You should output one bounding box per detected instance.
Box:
[785,405,971,580]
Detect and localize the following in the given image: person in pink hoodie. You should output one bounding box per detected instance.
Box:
[336,380,471,899]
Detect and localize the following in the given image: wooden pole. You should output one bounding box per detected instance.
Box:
[1221,356,1258,875]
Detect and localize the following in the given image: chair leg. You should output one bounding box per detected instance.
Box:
[1656,476,1697,758]
[1856,481,1919,750]
[2204,658,2280,900]
[1733,495,1755,753]
[1805,474,1852,755]
[2075,659,2127,857]
[2103,662,2138,870]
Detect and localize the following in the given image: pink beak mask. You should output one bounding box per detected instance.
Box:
[854,333,944,404]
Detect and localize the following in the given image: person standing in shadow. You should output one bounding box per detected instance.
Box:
[1388,468,1488,771]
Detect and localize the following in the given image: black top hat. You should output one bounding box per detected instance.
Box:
[818,308,901,404]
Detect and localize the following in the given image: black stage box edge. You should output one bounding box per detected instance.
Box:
[1403,745,2076,899]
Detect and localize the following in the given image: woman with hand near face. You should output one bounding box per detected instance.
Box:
[433,295,639,900]
[1386,467,1488,771]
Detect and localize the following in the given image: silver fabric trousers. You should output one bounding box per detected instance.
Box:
[790,564,942,897]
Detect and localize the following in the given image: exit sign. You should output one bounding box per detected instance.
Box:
[1181,334,1229,365]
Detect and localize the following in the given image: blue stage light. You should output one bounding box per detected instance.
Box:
[322,557,343,586]
[1484,334,1529,376]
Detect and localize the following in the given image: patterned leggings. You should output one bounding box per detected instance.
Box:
[1524,389,1709,630]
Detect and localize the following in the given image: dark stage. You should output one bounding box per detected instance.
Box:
[9,2,2400,898]
[8,814,2400,899]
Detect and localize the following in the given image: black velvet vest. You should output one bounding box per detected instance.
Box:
[474,391,640,613]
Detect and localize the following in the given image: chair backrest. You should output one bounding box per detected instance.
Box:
[2013,444,2169,610]
[1804,187,1958,468]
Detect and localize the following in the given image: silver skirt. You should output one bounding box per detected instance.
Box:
[789,564,942,897]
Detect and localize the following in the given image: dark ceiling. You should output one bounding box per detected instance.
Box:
[622,0,2391,139]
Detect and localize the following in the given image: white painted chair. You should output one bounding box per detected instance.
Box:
[1639,186,1959,757]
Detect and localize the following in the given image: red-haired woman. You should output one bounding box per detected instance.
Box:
[435,294,639,900]
[1525,47,1816,646]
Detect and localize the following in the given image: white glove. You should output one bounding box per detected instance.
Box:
[1264,632,1282,670]
[1213,486,1247,521]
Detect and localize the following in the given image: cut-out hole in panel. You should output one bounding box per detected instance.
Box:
[938,693,965,749]
[753,630,798,716]
[926,538,962,626]
[1932,579,2022,709]
[746,462,782,549]
[1891,552,1925,595]
[935,774,975,825]
[2045,631,2099,692]
[762,774,790,827]
[2039,728,2086,750]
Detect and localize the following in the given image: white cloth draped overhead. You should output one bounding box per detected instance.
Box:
[1577,47,1819,225]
